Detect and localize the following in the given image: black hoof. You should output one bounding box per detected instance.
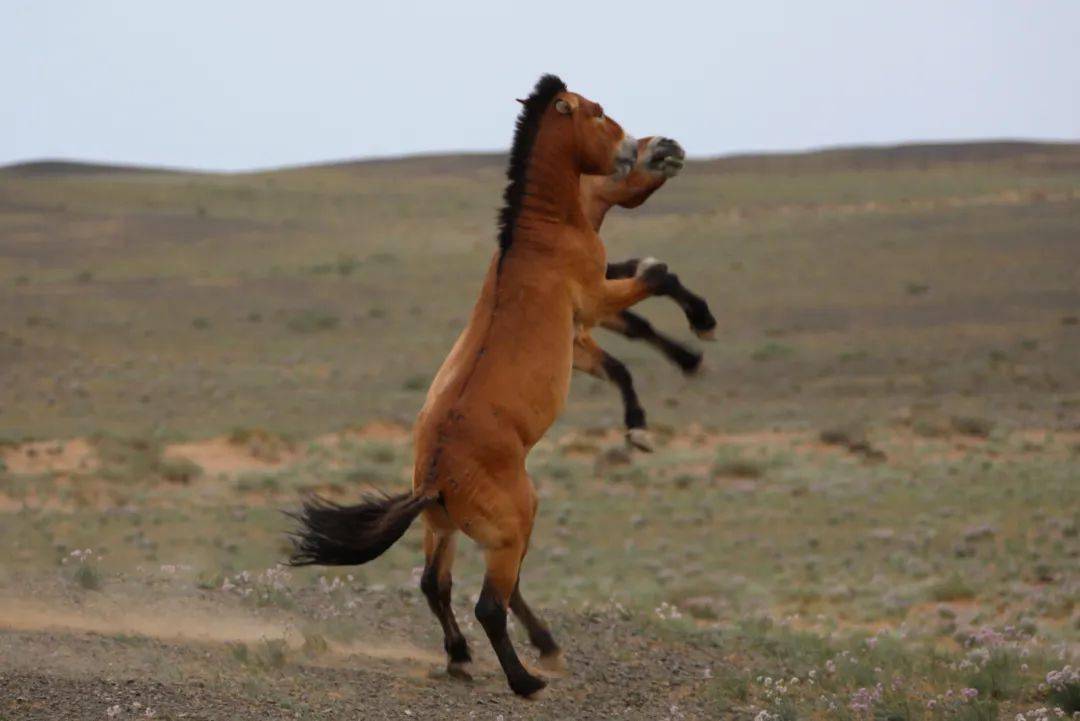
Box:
[674,347,704,375]
[687,303,717,339]
[647,137,686,170]
[510,672,547,698]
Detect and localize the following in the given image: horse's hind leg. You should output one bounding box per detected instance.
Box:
[420,528,471,679]
[475,541,547,697]
[574,331,651,451]
[602,310,703,375]
[510,583,565,673]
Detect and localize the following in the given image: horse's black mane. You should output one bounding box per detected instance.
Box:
[497,74,567,259]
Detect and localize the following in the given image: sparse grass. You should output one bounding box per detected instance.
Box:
[0,146,1077,716]
[256,638,289,669]
[1049,681,1080,714]
[929,575,977,602]
[361,442,397,464]
[301,631,328,658]
[712,447,768,479]
[967,648,1023,701]
[285,309,340,333]
[750,341,796,362]
[1,149,1077,441]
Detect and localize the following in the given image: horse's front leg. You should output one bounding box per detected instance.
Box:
[600,259,716,339]
[573,330,652,451]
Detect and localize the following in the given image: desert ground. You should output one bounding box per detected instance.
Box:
[1,142,1078,719]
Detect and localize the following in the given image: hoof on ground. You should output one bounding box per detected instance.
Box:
[538,650,568,676]
[446,661,473,681]
[510,673,547,699]
[626,428,654,453]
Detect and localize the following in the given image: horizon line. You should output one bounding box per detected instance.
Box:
[3,136,1077,176]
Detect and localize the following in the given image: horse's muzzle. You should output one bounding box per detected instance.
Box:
[613,135,638,179]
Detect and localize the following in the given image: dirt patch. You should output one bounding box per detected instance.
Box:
[1,439,98,475]
[333,421,412,444]
[0,596,441,666]
[162,437,297,477]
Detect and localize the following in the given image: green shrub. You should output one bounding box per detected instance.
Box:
[287,310,339,333]
[74,563,103,591]
[929,575,975,602]
[157,456,202,484]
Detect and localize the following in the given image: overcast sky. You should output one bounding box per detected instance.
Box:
[3,0,1078,171]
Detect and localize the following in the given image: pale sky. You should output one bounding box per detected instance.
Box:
[3,0,1078,171]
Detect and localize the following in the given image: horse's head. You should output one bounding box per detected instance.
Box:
[547,88,637,178]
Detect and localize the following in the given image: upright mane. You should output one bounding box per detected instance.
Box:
[497,74,567,258]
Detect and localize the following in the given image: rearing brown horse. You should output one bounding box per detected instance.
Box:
[289,75,677,697]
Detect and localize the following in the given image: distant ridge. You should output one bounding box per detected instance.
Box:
[696,140,1080,173]
[4,140,1078,178]
[2,159,188,177]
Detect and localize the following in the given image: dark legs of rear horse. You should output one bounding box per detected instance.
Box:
[572,258,715,449]
[601,310,703,374]
[574,333,653,450]
[605,258,716,339]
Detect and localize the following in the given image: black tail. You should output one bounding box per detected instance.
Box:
[286,491,437,567]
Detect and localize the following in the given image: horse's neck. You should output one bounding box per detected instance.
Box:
[579,175,615,231]
[517,134,588,234]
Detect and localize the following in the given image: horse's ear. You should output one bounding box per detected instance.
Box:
[554,99,572,115]
[515,98,526,105]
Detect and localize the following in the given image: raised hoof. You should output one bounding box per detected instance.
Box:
[510,672,547,699]
[694,327,716,342]
[538,650,568,676]
[645,137,686,178]
[626,428,655,453]
[446,661,474,681]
